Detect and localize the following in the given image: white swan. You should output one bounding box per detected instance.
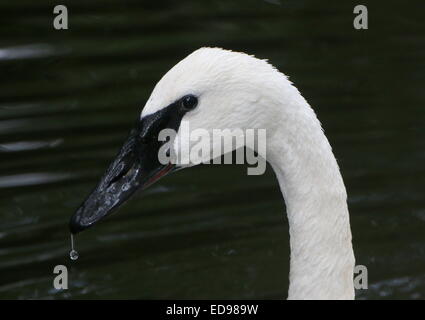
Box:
[70,47,355,300]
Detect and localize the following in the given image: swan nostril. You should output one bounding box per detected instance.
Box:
[108,165,133,188]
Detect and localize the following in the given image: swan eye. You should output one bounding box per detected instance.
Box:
[180,95,198,111]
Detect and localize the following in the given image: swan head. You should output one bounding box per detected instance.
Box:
[70,47,287,233]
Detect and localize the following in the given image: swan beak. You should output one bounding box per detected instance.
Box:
[69,122,175,234]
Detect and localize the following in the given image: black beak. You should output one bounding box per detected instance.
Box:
[70,104,184,234]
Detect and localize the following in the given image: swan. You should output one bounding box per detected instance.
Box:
[70,47,355,300]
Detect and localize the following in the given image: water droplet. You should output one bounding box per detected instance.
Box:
[69,234,79,261]
[70,249,79,260]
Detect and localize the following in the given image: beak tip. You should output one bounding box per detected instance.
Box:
[69,213,88,234]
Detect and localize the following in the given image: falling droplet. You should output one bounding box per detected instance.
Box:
[69,234,79,261]
[70,249,79,260]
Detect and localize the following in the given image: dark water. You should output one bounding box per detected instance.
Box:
[0,0,424,299]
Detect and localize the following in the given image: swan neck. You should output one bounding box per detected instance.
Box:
[267,96,355,299]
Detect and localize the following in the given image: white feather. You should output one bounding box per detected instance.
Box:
[142,47,355,299]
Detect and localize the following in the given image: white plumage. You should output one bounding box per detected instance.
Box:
[142,47,355,299]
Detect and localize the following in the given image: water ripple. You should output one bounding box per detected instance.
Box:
[0,44,63,61]
[0,172,71,188]
[0,139,63,152]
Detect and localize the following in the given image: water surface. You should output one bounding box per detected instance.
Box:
[0,0,424,299]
